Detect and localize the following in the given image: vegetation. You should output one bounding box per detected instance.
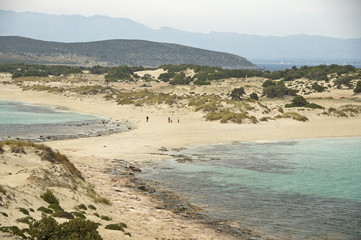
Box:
[262,80,297,98]
[29,215,102,240]
[0,226,27,239]
[311,82,326,92]
[37,206,54,214]
[1,140,83,180]
[40,189,60,205]
[18,208,30,215]
[230,87,245,100]
[285,96,324,109]
[275,112,309,122]
[263,64,356,81]
[354,80,361,93]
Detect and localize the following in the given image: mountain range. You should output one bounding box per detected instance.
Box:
[0,36,255,69]
[0,9,361,64]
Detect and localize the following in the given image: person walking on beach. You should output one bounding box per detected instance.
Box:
[168,117,170,123]
[146,116,149,122]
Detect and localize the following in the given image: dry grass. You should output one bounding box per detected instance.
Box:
[275,112,309,122]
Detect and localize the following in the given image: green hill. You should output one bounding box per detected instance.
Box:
[0,36,256,69]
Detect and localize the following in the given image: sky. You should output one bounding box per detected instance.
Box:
[1,0,361,39]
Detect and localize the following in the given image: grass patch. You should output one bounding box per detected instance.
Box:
[0,185,6,195]
[206,111,258,124]
[276,112,309,122]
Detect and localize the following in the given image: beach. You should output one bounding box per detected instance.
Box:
[1,73,361,239]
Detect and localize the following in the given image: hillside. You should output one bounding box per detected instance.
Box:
[1,10,360,64]
[0,36,256,69]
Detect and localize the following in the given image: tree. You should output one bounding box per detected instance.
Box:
[230,87,245,100]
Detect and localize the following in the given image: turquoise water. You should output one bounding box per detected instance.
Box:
[0,100,128,140]
[141,138,361,239]
[0,100,100,124]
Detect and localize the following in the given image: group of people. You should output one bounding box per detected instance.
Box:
[145,116,179,123]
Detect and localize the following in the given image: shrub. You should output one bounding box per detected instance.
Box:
[100,215,112,221]
[263,82,297,98]
[230,87,245,100]
[311,82,326,92]
[0,226,27,239]
[249,92,259,100]
[354,80,361,93]
[52,211,74,219]
[29,215,102,240]
[285,96,324,109]
[19,208,30,215]
[105,223,126,232]
[72,212,86,219]
[48,203,64,212]
[16,216,34,225]
[0,185,6,195]
[77,204,87,210]
[1,212,8,217]
[88,205,97,210]
[40,189,60,205]
[281,112,309,122]
[37,206,53,214]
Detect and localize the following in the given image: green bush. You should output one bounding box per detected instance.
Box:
[19,208,30,215]
[0,212,8,217]
[311,82,326,92]
[249,92,259,100]
[0,226,27,239]
[230,87,245,100]
[285,96,324,109]
[16,216,34,225]
[105,223,127,232]
[52,211,74,219]
[29,215,103,240]
[48,203,64,212]
[100,215,112,221]
[263,82,297,98]
[72,212,86,219]
[37,206,54,214]
[77,204,88,210]
[40,189,60,205]
[88,205,97,210]
[354,80,361,93]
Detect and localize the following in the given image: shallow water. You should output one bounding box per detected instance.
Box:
[0,100,127,140]
[141,138,361,239]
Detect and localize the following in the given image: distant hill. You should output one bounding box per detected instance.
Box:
[0,36,256,69]
[1,10,360,64]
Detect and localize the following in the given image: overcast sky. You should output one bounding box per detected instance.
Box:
[1,0,360,39]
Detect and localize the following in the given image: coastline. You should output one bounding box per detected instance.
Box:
[1,83,361,239]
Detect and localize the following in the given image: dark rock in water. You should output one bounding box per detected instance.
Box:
[159,146,168,152]
[128,165,141,172]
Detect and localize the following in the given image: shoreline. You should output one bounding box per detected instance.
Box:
[1,83,361,239]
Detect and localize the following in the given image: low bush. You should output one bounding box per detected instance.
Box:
[77,204,87,210]
[354,80,361,93]
[48,203,64,212]
[0,212,8,217]
[277,112,309,122]
[52,211,74,219]
[88,205,97,210]
[0,226,27,239]
[19,208,30,215]
[29,215,102,240]
[40,189,59,205]
[100,215,112,221]
[37,206,53,214]
[285,96,324,109]
[16,216,34,225]
[72,212,86,219]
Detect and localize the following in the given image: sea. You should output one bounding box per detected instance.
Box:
[0,100,127,140]
[141,138,361,239]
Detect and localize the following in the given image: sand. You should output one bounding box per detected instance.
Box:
[1,74,361,239]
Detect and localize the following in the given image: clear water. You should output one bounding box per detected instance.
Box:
[141,138,361,239]
[0,100,128,140]
[0,100,100,124]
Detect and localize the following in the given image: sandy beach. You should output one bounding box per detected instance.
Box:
[1,72,361,239]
